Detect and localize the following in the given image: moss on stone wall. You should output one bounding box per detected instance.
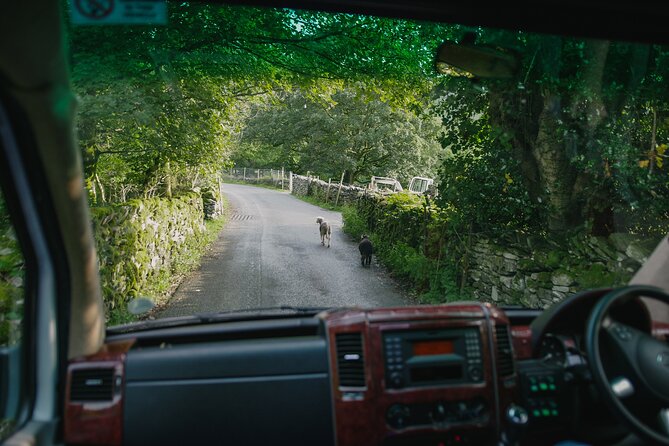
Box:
[92,192,216,319]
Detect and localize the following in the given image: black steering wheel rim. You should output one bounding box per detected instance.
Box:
[586,285,669,446]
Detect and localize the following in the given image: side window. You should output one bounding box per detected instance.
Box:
[0,187,24,440]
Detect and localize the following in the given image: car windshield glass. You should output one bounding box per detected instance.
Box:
[62,3,668,326]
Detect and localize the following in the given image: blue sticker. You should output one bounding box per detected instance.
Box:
[71,0,167,25]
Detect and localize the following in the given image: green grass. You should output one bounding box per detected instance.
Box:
[221,178,286,191]
[222,178,345,211]
[292,193,346,212]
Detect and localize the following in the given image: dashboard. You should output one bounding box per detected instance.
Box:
[61,292,665,446]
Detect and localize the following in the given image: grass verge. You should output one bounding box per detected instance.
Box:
[221,178,286,191]
[292,193,346,212]
[341,205,467,305]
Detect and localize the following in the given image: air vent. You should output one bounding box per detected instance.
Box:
[70,368,115,402]
[335,333,366,387]
[495,324,515,377]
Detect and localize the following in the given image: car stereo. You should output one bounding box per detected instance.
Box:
[384,327,483,389]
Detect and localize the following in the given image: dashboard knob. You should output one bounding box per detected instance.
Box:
[501,404,529,446]
[432,402,447,422]
[389,371,404,388]
[468,366,483,381]
[386,404,411,429]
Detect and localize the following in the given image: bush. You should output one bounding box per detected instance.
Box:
[342,205,367,238]
[342,199,466,304]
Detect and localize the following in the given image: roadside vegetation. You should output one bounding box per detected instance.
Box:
[341,194,463,303]
[0,194,23,346]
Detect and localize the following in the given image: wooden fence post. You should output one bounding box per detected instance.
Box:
[335,171,345,206]
[281,167,285,190]
[289,171,293,192]
[325,178,332,202]
[257,169,260,182]
[243,167,246,181]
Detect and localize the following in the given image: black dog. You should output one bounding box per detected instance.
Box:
[358,235,373,267]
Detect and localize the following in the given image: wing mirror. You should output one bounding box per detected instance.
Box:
[435,39,520,79]
[127,297,155,315]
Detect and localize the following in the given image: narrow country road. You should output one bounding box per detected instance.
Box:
[158,183,409,317]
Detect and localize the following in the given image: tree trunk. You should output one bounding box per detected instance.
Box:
[570,40,612,234]
[492,39,611,232]
[533,93,579,231]
[165,160,173,198]
[94,173,106,204]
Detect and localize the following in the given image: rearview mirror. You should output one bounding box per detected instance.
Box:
[435,41,519,79]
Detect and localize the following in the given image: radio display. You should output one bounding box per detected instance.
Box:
[412,339,455,356]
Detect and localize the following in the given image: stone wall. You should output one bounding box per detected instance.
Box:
[468,234,659,308]
[290,174,380,204]
[91,192,215,311]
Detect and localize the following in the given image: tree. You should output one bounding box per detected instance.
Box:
[436,32,669,235]
[67,3,452,199]
[239,86,444,183]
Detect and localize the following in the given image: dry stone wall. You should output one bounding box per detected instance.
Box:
[290,174,382,204]
[91,192,215,312]
[468,234,658,308]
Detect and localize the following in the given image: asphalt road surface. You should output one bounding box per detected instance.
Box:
[158,183,409,317]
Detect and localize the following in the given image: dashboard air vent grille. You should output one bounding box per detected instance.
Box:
[70,368,115,402]
[335,332,366,387]
[495,324,515,377]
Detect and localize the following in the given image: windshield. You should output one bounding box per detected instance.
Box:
[56,3,669,326]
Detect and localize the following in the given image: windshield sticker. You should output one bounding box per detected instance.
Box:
[71,0,167,25]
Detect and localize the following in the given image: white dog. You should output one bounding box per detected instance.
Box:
[316,216,331,247]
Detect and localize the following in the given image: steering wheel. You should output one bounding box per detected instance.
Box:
[586,285,669,445]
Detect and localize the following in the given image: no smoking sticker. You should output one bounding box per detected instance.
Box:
[71,0,167,25]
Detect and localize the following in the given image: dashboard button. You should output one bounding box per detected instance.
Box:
[386,404,411,429]
[389,371,404,388]
[468,366,483,381]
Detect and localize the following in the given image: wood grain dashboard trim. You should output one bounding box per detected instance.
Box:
[323,303,516,446]
[64,339,135,446]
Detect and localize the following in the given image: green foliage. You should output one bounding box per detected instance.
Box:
[222,178,284,191]
[342,194,466,303]
[574,264,619,289]
[295,194,345,212]
[239,87,444,184]
[0,194,23,347]
[67,3,454,201]
[433,79,545,235]
[341,205,367,236]
[438,146,544,234]
[433,33,669,235]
